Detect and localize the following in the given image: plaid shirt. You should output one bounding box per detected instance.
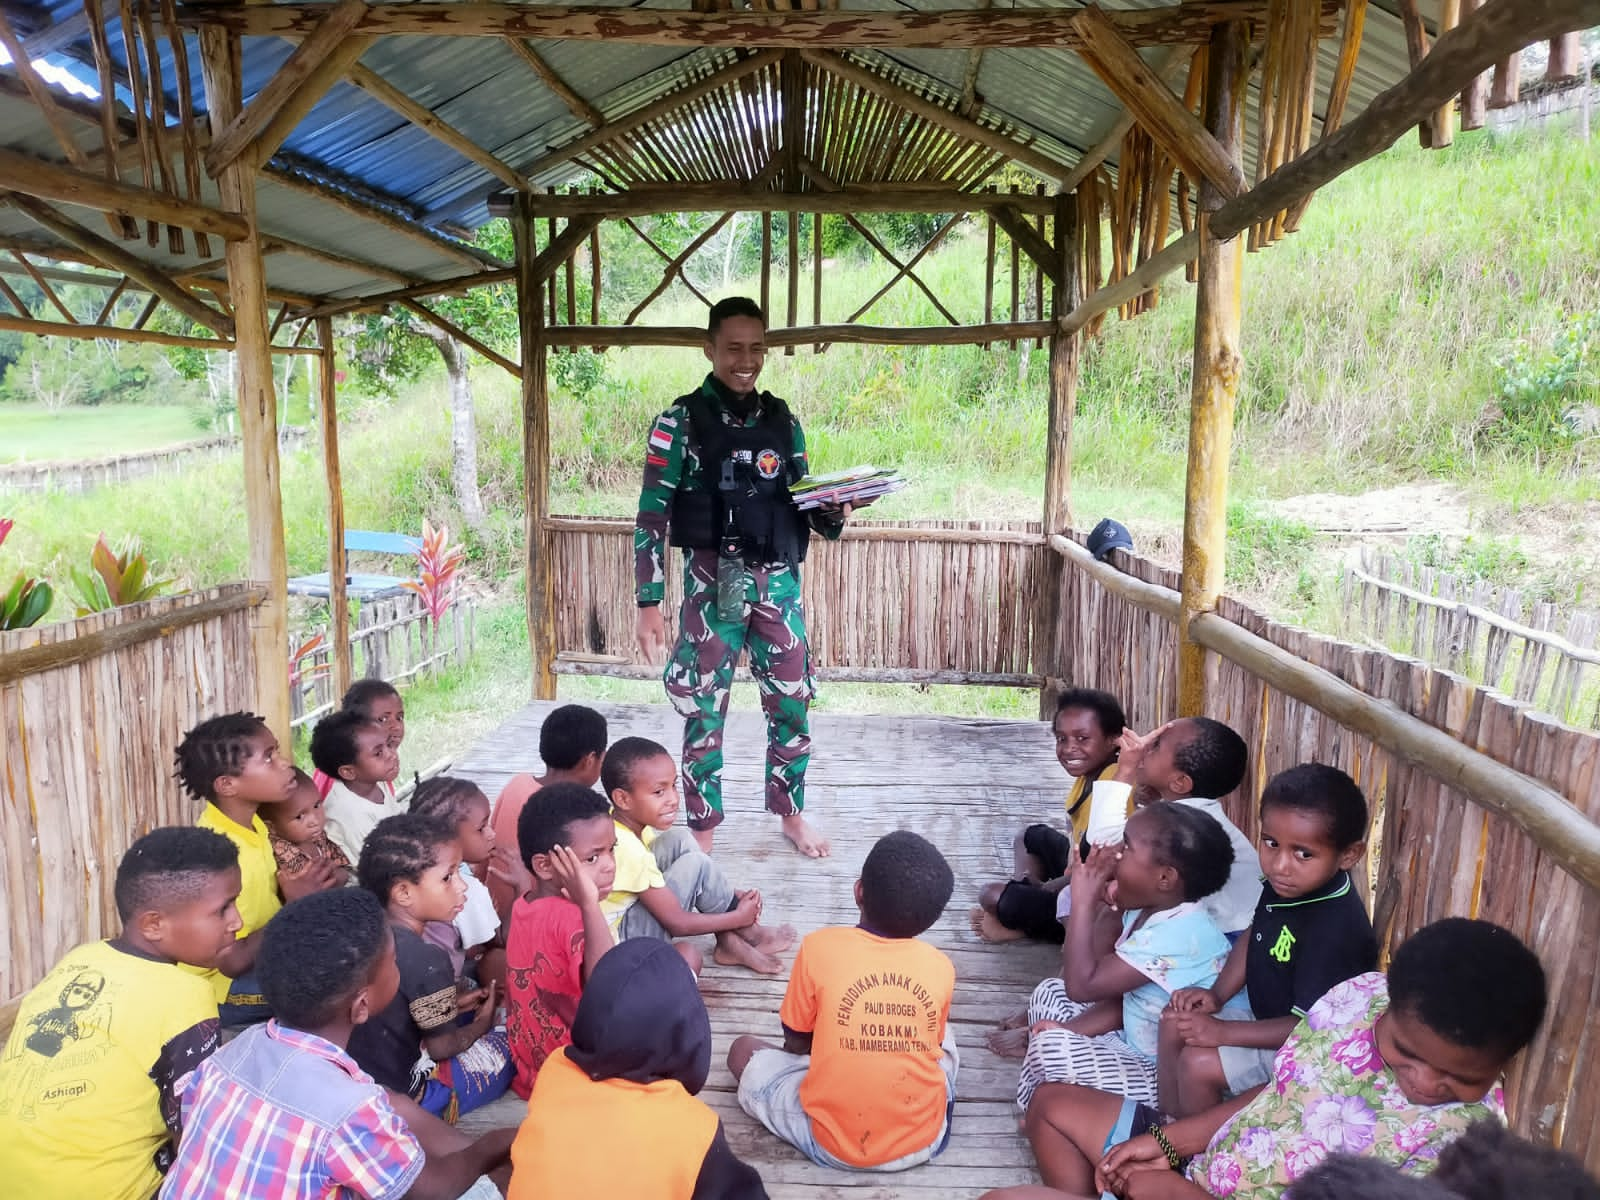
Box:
[161,1021,423,1200]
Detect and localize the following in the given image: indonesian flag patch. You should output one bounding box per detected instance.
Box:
[649,422,674,453]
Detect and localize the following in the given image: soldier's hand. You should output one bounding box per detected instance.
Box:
[636,605,667,664]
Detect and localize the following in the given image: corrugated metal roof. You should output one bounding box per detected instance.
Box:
[1,0,1447,312]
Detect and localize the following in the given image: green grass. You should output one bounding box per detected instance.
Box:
[0,404,204,463]
[6,122,1600,756]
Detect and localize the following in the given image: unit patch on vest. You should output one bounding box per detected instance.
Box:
[755,448,783,480]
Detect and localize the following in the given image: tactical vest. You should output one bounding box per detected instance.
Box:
[667,387,811,566]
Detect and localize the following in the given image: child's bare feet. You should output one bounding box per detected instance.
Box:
[985,1025,1031,1058]
[781,813,830,858]
[997,1007,1030,1030]
[738,922,797,954]
[713,931,784,974]
[970,906,1027,943]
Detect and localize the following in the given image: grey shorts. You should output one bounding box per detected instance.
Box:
[737,1033,959,1172]
[1216,1008,1279,1094]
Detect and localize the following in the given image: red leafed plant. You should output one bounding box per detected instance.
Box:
[402,519,466,628]
[290,633,333,688]
[0,517,55,630]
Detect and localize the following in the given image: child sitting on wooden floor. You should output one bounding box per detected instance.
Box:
[974,688,1126,945]
[729,831,958,1172]
[313,709,403,865]
[0,828,237,1200]
[994,803,1237,1116]
[176,711,339,1024]
[504,783,618,1099]
[265,767,352,888]
[347,814,514,1124]
[162,887,513,1199]
[600,737,794,975]
[980,918,1549,1200]
[410,776,508,991]
[487,703,608,919]
[1159,763,1377,1116]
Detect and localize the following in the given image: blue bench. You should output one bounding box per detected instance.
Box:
[287,530,422,600]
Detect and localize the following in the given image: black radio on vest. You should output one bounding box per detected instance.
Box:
[668,391,811,609]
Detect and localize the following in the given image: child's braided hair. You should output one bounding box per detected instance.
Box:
[357,812,456,906]
[408,775,486,829]
[342,678,400,719]
[174,711,270,803]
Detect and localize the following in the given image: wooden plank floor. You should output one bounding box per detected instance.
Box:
[452,700,1060,1197]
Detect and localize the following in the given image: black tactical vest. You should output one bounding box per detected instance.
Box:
[667,387,811,567]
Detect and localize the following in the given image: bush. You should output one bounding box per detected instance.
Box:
[1490,311,1600,452]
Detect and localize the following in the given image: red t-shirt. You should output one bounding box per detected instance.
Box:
[505,894,584,1100]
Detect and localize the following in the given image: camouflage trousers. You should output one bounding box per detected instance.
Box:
[664,549,814,831]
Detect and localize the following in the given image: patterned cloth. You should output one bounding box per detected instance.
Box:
[268,830,352,879]
[160,1021,422,1200]
[1018,903,1231,1111]
[1186,973,1505,1199]
[634,376,845,830]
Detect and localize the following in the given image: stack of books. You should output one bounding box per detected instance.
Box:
[790,465,906,511]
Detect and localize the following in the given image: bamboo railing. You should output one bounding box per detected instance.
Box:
[1041,533,1600,1166]
[0,585,262,1029]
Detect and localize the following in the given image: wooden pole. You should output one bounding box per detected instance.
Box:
[1177,19,1247,718]
[198,26,293,741]
[1039,190,1080,717]
[786,209,799,356]
[1430,0,1463,148]
[1459,0,1489,129]
[512,193,557,700]
[316,315,353,701]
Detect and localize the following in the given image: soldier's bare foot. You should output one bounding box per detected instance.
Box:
[985,1026,1031,1059]
[781,813,830,858]
[691,826,715,854]
[969,907,1027,944]
[712,931,784,974]
[739,922,797,953]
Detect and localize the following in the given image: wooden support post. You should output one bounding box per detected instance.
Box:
[760,213,772,315]
[512,194,556,700]
[1547,32,1582,81]
[1039,190,1080,717]
[1489,50,1521,108]
[1177,19,1247,718]
[786,210,799,355]
[812,211,822,351]
[199,26,292,740]
[1430,0,1462,148]
[316,315,353,700]
[1459,0,1488,129]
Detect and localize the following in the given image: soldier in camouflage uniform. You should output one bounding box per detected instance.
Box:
[634,298,862,858]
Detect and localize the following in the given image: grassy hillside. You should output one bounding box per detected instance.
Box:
[4,124,1597,619]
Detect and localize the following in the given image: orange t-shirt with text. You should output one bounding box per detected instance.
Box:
[780,925,955,1168]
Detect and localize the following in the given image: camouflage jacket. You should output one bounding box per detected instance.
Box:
[634,374,844,605]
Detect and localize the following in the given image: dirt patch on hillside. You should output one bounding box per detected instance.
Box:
[1273,482,1476,540]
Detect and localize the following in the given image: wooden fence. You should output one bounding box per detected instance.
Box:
[548,515,1045,685]
[0,585,262,1027]
[289,594,478,730]
[1341,548,1600,730]
[1040,534,1600,1166]
[0,429,308,495]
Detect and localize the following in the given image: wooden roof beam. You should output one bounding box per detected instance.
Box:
[992,203,1064,288]
[205,0,372,175]
[0,144,251,241]
[503,38,606,127]
[801,50,1067,181]
[0,311,316,354]
[1059,46,1191,192]
[0,11,92,173]
[186,2,1278,49]
[21,11,91,57]
[521,50,783,180]
[1211,0,1600,237]
[495,182,1054,217]
[346,59,529,192]
[267,235,420,286]
[1069,7,1243,200]
[3,192,236,338]
[955,0,995,117]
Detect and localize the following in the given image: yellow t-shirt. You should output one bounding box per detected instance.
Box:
[187,805,281,1003]
[599,821,662,935]
[0,940,219,1200]
[1064,760,1121,848]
